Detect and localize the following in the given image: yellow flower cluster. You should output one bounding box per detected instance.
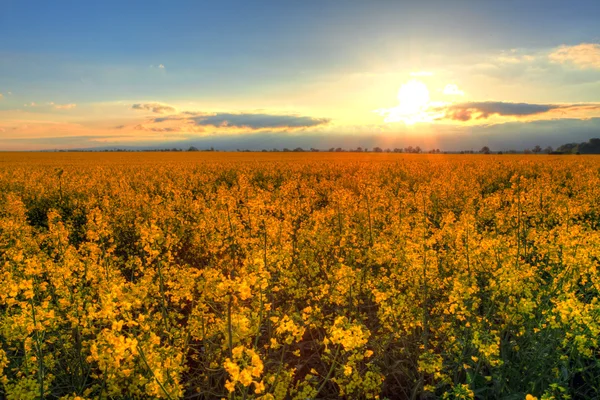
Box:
[326,316,370,351]
[223,346,265,394]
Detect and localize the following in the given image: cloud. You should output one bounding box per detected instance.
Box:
[158,64,165,69]
[549,43,600,69]
[189,113,330,129]
[54,103,77,110]
[0,93,3,99]
[437,101,600,122]
[153,111,331,131]
[132,103,176,114]
[134,125,180,133]
[443,84,464,96]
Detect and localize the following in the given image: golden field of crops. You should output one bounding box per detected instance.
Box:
[0,152,599,399]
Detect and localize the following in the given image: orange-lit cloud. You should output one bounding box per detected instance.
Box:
[436,101,600,122]
[132,103,176,114]
[54,103,77,110]
[549,43,600,69]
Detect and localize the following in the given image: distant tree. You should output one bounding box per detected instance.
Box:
[355,147,363,152]
[497,151,503,155]
[532,145,542,154]
[414,146,422,154]
[329,148,335,152]
[393,148,403,153]
[385,148,392,153]
[188,146,199,152]
[310,148,320,152]
[335,147,343,152]
[524,149,532,154]
[405,146,414,153]
[556,143,578,154]
[293,147,304,152]
[373,147,383,153]
[544,146,553,154]
[578,138,600,154]
[480,146,491,154]
[283,148,291,152]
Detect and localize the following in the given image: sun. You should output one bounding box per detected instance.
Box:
[397,80,430,112]
[375,79,440,125]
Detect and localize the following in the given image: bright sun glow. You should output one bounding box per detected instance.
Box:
[397,80,430,115]
[374,79,445,125]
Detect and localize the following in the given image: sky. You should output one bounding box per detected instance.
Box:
[1,0,600,151]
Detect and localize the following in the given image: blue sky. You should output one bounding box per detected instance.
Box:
[1,0,600,150]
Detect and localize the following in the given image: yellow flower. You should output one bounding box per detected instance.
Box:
[254,380,265,394]
[239,369,253,386]
[225,380,236,393]
[343,365,353,376]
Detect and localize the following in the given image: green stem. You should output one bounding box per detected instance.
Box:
[30,299,44,399]
[314,345,341,398]
[137,343,173,400]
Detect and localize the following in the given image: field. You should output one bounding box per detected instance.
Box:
[1,152,599,399]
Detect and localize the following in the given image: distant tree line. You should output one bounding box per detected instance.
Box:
[50,138,600,154]
[554,138,600,154]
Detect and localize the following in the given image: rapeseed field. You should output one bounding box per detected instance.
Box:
[0,153,599,399]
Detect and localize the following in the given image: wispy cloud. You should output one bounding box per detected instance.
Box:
[549,43,600,69]
[134,125,180,133]
[132,103,176,114]
[443,84,464,96]
[158,64,165,69]
[54,103,77,110]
